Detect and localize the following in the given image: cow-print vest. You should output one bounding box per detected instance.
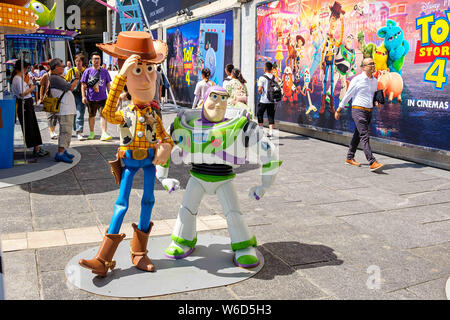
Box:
[119,106,158,146]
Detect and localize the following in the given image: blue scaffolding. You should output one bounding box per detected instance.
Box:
[115,0,144,31]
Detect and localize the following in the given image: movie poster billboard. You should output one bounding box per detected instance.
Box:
[166,10,233,106]
[256,0,450,151]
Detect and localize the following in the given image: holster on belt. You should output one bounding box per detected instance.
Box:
[109,149,123,186]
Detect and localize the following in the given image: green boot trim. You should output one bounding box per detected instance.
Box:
[236,254,259,266]
[171,234,197,248]
[231,236,257,251]
[165,246,186,257]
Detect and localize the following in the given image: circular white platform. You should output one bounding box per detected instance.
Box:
[65,234,264,298]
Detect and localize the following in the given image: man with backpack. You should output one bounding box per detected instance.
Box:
[257,61,281,138]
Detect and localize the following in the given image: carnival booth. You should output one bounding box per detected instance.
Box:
[0,0,38,169]
[0,1,79,169]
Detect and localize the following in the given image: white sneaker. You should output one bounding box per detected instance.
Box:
[77,133,86,141]
[100,132,113,141]
[50,132,58,140]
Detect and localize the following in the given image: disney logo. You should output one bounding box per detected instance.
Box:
[421,1,440,13]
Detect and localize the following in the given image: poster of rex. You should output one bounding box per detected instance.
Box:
[256,0,450,151]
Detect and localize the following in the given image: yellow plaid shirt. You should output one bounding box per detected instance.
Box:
[102,74,173,151]
[321,22,344,64]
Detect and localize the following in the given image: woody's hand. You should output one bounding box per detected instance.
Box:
[119,54,140,78]
[153,143,172,166]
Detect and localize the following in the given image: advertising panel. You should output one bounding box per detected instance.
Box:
[141,0,217,25]
[166,10,233,106]
[256,0,450,151]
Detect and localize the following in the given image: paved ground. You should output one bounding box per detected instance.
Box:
[1,109,449,300]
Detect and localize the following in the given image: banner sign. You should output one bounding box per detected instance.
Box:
[140,0,214,25]
[256,0,450,151]
[166,10,233,106]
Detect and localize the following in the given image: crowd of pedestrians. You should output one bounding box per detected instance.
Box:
[10,53,382,170]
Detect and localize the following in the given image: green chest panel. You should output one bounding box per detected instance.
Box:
[172,111,248,154]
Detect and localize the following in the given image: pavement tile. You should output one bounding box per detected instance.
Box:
[228,246,328,300]
[1,238,28,252]
[1,232,27,241]
[148,286,236,300]
[339,211,450,250]
[409,242,450,270]
[387,202,450,224]
[296,263,392,300]
[398,189,450,208]
[33,210,99,231]
[151,220,173,236]
[27,230,67,249]
[40,270,111,300]
[312,200,381,217]
[400,277,449,300]
[37,243,96,272]
[378,264,447,293]
[2,250,40,300]
[0,217,34,234]
[64,226,103,245]
[196,218,210,231]
[385,289,421,300]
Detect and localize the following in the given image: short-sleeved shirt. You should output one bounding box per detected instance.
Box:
[81,67,111,101]
[154,71,163,102]
[65,66,86,82]
[11,75,32,99]
[257,72,275,104]
[49,74,76,116]
[222,76,232,89]
[194,79,213,99]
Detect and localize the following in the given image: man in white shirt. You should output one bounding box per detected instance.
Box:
[335,58,384,172]
[257,61,276,138]
[63,60,72,76]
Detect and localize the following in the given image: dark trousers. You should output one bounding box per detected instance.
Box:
[347,108,376,165]
[16,98,43,148]
[257,102,275,125]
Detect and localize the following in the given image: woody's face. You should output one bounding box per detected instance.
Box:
[127,62,157,104]
[329,15,338,34]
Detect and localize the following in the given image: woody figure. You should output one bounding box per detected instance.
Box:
[78,31,175,277]
[320,1,345,114]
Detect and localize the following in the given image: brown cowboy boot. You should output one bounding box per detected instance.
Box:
[130,222,155,272]
[79,231,125,277]
[329,97,335,113]
[320,94,326,114]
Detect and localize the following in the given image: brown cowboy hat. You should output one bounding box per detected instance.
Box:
[96,31,168,64]
[329,1,345,17]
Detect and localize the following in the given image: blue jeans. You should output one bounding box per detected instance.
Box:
[73,94,86,133]
[322,57,334,96]
[108,149,156,234]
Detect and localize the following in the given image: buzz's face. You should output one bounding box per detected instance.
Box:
[346,37,353,48]
[203,91,228,122]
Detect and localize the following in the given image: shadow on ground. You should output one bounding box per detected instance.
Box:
[254,241,343,280]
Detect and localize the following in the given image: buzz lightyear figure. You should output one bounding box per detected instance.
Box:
[326,34,356,104]
[158,86,282,268]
